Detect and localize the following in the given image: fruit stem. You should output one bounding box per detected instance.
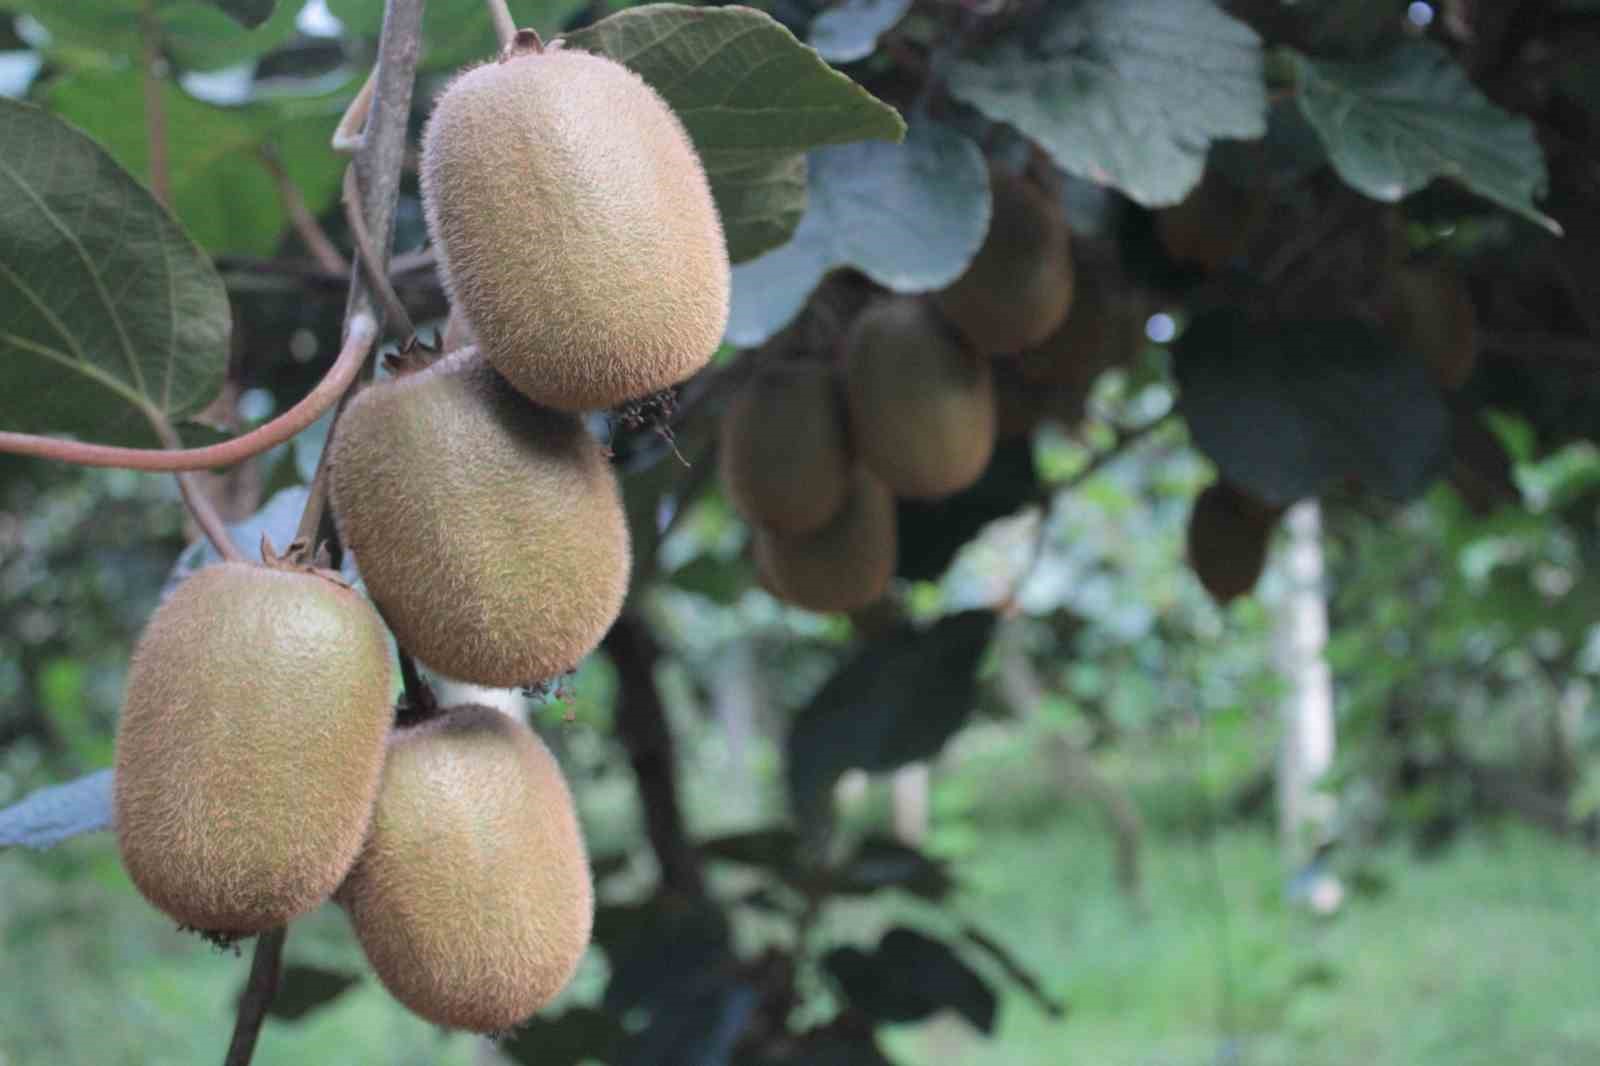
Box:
[223,927,286,1066]
[0,315,377,472]
[484,0,517,49]
[341,164,416,340]
[139,0,169,208]
[501,26,545,60]
[394,649,440,727]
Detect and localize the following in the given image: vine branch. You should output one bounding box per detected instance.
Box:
[223,927,286,1066]
[150,416,246,562]
[260,149,350,276]
[140,0,169,207]
[485,0,517,49]
[0,314,376,471]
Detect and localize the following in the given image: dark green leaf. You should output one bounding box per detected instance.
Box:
[701,827,804,877]
[326,0,582,72]
[566,3,906,262]
[256,965,359,1022]
[788,611,996,823]
[833,836,950,900]
[618,975,759,1066]
[809,0,912,64]
[47,71,347,255]
[666,552,754,606]
[897,437,1039,582]
[1173,311,1451,504]
[726,121,988,347]
[0,99,228,447]
[599,894,733,1014]
[736,1023,895,1066]
[1290,42,1559,233]
[948,0,1266,206]
[0,770,113,850]
[824,928,997,1033]
[206,0,274,28]
[959,924,1066,1019]
[500,1007,628,1066]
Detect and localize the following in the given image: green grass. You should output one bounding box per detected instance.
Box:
[880,727,1600,1066]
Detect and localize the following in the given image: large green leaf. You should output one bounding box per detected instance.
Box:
[726,121,988,346]
[207,0,275,28]
[327,0,583,72]
[824,928,997,1033]
[0,99,228,446]
[565,3,907,262]
[948,0,1266,207]
[1173,311,1451,505]
[787,610,996,824]
[3,0,299,71]
[47,70,347,255]
[1290,42,1560,233]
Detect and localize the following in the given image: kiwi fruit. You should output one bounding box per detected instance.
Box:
[420,42,729,412]
[1186,482,1281,605]
[844,298,997,500]
[1155,170,1259,272]
[328,348,630,688]
[754,467,896,613]
[932,169,1075,355]
[440,309,473,353]
[719,361,851,535]
[1379,264,1477,390]
[340,704,592,1033]
[1018,278,1144,388]
[993,360,1046,440]
[113,561,393,934]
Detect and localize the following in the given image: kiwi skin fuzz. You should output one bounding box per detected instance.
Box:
[720,362,851,535]
[1186,482,1280,605]
[113,562,394,935]
[328,348,630,688]
[421,48,729,412]
[755,467,897,613]
[340,704,593,1033]
[845,298,997,500]
[932,169,1075,355]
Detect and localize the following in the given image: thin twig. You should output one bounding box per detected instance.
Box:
[331,69,377,153]
[0,315,377,471]
[342,164,417,339]
[140,0,169,207]
[259,149,350,276]
[393,650,440,727]
[150,416,246,562]
[223,928,286,1066]
[485,0,517,48]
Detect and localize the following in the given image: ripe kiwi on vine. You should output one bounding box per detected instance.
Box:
[1186,481,1284,605]
[420,35,729,412]
[113,558,394,935]
[932,167,1075,355]
[1378,263,1477,391]
[755,467,897,613]
[339,704,593,1033]
[719,360,851,536]
[844,297,996,500]
[327,348,630,689]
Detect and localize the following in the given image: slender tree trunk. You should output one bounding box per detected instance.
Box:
[1274,500,1341,912]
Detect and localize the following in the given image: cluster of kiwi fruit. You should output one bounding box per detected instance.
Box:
[113,31,729,1035]
[720,166,1148,612]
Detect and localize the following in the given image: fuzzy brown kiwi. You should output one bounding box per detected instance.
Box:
[113,561,393,935]
[420,44,729,412]
[754,467,896,613]
[340,704,592,1033]
[328,348,630,688]
[1379,264,1477,390]
[1018,278,1145,388]
[1186,482,1282,605]
[1155,169,1260,272]
[932,168,1075,355]
[719,361,851,535]
[844,298,996,500]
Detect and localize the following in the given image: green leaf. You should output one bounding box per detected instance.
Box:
[500,1007,629,1066]
[833,836,951,900]
[948,0,1266,207]
[897,436,1038,583]
[1290,42,1560,233]
[1173,311,1451,505]
[788,611,996,823]
[0,99,228,447]
[809,0,912,64]
[327,0,583,72]
[726,121,989,347]
[565,3,906,262]
[824,928,997,1033]
[254,965,360,1022]
[206,0,274,28]
[0,770,113,850]
[46,70,347,255]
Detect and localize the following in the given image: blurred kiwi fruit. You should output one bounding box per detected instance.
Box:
[1379,264,1477,390]
[1018,278,1145,389]
[755,467,896,613]
[720,361,851,535]
[328,348,630,688]
[1155,169,1260,272]
[340,704,592,1033]
[844,298,996,499]
[932,168,1075,355]
[1186,481,1283,605]
[113,561,393,934]
[421,40,729,411]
